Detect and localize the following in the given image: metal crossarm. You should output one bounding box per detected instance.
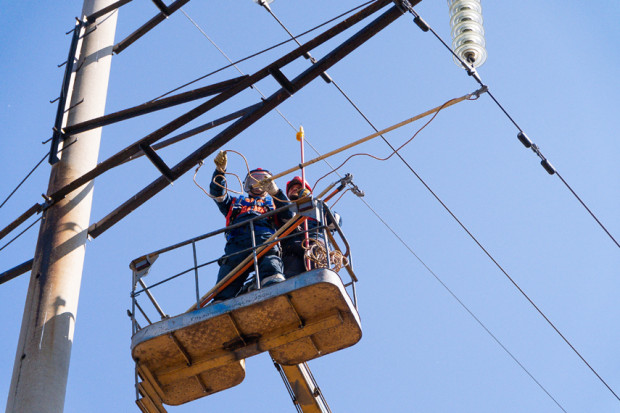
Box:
[89,0,404,239]
[63,76,248,135]
[113,0,191,54]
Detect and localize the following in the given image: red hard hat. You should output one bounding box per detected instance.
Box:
[286,176,311,194]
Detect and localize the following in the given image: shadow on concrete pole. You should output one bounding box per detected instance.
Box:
[6,1,118,411]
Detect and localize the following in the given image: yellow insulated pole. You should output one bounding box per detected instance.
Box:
[267,90,477,183]
[6,1,118,412]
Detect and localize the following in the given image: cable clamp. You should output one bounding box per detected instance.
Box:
[530,143,542,158]
[350,183,365,198]
[413,16,430,32]
[472,85,488,99]
[341,173,364,197]
[340,173,353,186]
[394,0,415,14]
[40,194,54,211]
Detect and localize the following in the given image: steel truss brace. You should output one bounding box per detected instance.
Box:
[88,0,407,238]
[47,0,395,208]
[114,0,192,54]
[0,0,391,247]
[0,0,416,281]
[63,75,248,135]
[85,0,134,23]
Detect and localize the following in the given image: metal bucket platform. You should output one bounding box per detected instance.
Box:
[131,268,362,406]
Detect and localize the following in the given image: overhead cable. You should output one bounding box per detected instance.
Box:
[0,152,48,210]
[406,6,619,251]
[153,0,375,101]
[258,4,565,409]
[181,13,559,405]
[404,4,620,401]
[356,195,566,412]
[0,217,42,253]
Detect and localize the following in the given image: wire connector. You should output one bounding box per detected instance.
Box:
[529,143,556,175]
[40,194,54,211]
[517,132,532,148]
[394,0,416,15]
[350,183,365,198]
[413,16,430,32]
[472,85,488,99]
[540,159,556,175]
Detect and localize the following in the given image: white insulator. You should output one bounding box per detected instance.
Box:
[450,9,483,30]
[447,0,487,68]
[450,18,484,40]
[449,0,482,17]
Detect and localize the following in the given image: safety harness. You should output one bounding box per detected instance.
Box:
[225,195,278,240]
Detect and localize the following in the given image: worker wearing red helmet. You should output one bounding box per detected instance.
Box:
[281,176,342,278]
[208,151,293,301]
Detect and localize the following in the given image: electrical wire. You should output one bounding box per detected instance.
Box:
[180,9,567,408]
[151,1,375,102]
[404,7,620,401]
[193,149,291,204]
[1,138,78,211]
[0,152,48,210]
[310,94,470,190]
[0,217,42,253]
[357,195,567,412]
[295,109,567,412]
[405,7,619,252]
[258,5,570,408]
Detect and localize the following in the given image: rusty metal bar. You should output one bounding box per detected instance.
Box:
[122,103,259,165]
[50,19,83,164]
[86,0,133,23]
[88,1,401,239]
[63,76,247,135]
[138,143,174,183]
[0,259,34,285]
[150,0,170,15]
[113,0,191,54]
[284,295,304,329]
[0,203,42,242]
[47,0,391,207]
[168,332,192,365]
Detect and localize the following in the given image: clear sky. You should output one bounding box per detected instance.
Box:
[1,1,619,412]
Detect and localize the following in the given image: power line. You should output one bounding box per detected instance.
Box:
[356,196,567,412]
[401,5,620,402]
[0,151,48,210]
[296,98,567,412]
[152,1,375,101]
[0,217,42,253]
[405,7,620,252]
[179,4,600,407]
[257,3,567,409]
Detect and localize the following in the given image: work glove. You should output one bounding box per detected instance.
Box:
[214,150,227,172]
[256,177,279,196]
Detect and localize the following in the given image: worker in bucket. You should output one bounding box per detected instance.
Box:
[281,176,342,278]
[209,150,293,301]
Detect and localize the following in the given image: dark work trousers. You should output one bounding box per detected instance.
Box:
[214,237,283,300]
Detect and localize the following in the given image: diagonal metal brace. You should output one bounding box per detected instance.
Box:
[88,1,409,239]
[139,143,175,183]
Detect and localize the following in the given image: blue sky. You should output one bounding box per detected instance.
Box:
[1,1,619,412]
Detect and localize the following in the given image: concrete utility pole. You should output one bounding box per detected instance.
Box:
[6,1,117,411]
